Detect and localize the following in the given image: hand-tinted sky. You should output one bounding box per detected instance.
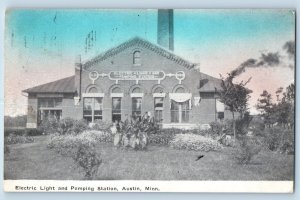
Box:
[5,9,295,116]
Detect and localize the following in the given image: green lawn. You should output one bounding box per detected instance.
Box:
[4,136,294,180]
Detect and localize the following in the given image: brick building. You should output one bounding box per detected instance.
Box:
[23,10,232,129]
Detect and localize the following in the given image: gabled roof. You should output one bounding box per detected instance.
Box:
[83,37,197,70]
[198,73,222,92]
[23,76,76,94]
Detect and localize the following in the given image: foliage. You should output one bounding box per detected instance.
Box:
[218,73,252,140]
[74,143,102,179]
[256,83,295,129]
[148,132,175,145]
[170,134,223,152]
[256,90,277,126]
[4,115,27,127]
[5,133,34,145]
[39,117,89,135]
[82,130,114,143]
[59,118,89,135]
[114,112,159,150]
[39,116,60,134]
[91,120,112,131]
[47,132,102,179]
[263,127,294,154]
[233,136,261,164]
[4,128,43,137]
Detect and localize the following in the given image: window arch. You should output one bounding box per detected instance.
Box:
[172,84,188,93]
[175,87,185,93]
[88,87,98,93]
[111,87,122,93]
[133,50,141,65]
[154,87,164,93]
[85,85,102,93]
[132,87,142,93]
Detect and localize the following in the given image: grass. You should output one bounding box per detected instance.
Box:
[4,136,294,180]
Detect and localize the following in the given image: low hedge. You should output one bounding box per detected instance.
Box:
[5,134,35,145]
[170,133,223,152]
[4,128,43,137]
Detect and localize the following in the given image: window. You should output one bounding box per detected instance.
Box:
[112,97,121,122]
[175,86,186,93]
[37,98,62,124]
[154,97,164,123]
[88,87,98,93]
[216,99,225,121]
[171,100,190,123]
[133,51,141,66]
[83,97,103,123]
[132,97,142,120]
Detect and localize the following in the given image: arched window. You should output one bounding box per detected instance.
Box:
[111,87,122,93]
[133,51,141,66]
[175,86,185,93]
[132,87,142,93]
[154,87,164,93]
[88,87,98,93]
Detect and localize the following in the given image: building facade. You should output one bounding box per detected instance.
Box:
[23,10,232,129]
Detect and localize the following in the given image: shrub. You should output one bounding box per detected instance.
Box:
[262,127,294,154]
[74,143,102,179]
[81,130,114,143]
[148,132,175,145]
[209,121,223,135]
[91,120,112,131]
[233,137,261,164]
[4,128,26,136]
[47,132,102,179]
[170,134,222,152]
[5,133,35,145]
[59,118,89,135]
[4,128,43,137]
[26,128,43,136]
[39,116,60,134]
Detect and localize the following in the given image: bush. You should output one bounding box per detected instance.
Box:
[58,118,89,135]
[148,132,175,145]
[91,120,112,131]
[47,132,102,179]
[262,127,294,154]
[82,130,114,143]
[39,116,60,134]
[5,133,35,145]
[39,117,89,135]
[233,137,261,164]
[4,128,43,137]
[74,143,102,179]
[170,134,223,152]
[25,128,43,136]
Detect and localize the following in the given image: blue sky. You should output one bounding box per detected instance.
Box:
[5,9,295,116]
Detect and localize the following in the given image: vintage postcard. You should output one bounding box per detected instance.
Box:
[3,9,295,192]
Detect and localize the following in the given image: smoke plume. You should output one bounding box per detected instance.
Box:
[229,40,294,77]
[283,41,295,58]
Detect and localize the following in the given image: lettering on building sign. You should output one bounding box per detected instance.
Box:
[89,70,185,84]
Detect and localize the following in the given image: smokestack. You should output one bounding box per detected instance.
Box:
[157,9,174,51]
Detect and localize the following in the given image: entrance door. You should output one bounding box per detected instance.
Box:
[171,100,189,123]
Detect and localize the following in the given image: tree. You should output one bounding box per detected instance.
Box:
[218,73,252,141]
[256,90,276,127]
[256,83,295,129]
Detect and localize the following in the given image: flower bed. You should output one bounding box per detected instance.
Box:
[170,134,222,152]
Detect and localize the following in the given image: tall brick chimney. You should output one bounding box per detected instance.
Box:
[157,9,174,51]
